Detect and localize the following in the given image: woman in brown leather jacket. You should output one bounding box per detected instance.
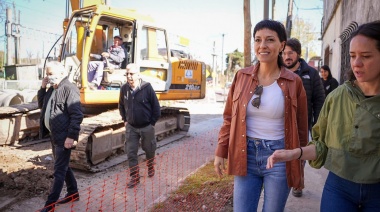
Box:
[214,19,308,212]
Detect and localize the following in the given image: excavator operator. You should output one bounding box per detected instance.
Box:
[87,35,125,90]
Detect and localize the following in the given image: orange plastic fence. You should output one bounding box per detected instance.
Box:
[38,128,233,211]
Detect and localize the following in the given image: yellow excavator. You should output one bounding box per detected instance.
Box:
[0,0,206,171]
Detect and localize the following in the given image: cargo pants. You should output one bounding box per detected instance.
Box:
[125,124,157,177]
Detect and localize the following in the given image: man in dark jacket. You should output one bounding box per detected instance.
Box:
[119,63,161,188]
[38,61,83,212]
[282,38,325,197]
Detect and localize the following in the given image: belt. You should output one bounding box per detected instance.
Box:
[247,136,261,140]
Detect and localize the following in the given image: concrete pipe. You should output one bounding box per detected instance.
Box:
[0,91,24,106]
[21,89,38,103]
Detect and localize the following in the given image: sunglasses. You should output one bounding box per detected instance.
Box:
[251,85,263,109]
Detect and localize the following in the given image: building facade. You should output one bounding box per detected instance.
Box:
[321,0,380,83]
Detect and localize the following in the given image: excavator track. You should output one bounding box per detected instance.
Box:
[69,106,191,172]
[0,102,191,172]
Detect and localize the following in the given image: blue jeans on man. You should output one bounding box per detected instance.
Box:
[234,138,290,212]
[87,60,120,88]
[45,143,78,207]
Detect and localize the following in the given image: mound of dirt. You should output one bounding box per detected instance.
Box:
[0,146,54,200]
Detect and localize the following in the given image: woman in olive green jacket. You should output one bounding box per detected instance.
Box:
[267,21,380,211]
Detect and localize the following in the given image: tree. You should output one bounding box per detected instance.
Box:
[243,0,251,67]
[0,51,4,67]
[291,17,320,61]
[226,49,244,81]
[26,50,34,63]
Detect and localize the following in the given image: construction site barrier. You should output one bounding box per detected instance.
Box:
[38,127,232,212]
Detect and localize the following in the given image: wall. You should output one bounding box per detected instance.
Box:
[4,64,39,80]
[321,3,342,83]
[341,0,380,28]
[322,0,380,83]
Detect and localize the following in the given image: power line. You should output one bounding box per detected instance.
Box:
[19,25,61,37]
[0,0,64,26]
[293,0,322,11]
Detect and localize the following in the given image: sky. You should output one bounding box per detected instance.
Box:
[0,0,323,67]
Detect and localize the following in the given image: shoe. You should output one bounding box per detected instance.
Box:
[292,188,303,197]
[148,166,155,178]
[56,193,80,205]
[40,205,54,212]
[127,177,140,188]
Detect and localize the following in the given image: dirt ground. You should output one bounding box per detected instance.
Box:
[0,141,55,209]
[0,92,328,212]
[0,98,226,211]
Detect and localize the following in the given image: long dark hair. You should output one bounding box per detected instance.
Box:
[253,19,287,68]
[346,20,380,81]
[321,65,332,80]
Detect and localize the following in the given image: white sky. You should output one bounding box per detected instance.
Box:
[1,0,323,67]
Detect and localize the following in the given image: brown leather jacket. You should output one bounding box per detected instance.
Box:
[215,64,308,188]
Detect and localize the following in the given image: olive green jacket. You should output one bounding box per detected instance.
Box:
[309,81,380,184]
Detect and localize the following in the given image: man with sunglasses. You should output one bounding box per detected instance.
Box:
[282,38,325,197]
[118,63,161,188]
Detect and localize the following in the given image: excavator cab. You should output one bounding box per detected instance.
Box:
[56,4,205,170]
[60,5,173,111]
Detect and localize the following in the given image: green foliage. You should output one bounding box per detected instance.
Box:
[226,49,244,68]
[151,161,233,211]
[225,49,244,81]
[174,161,233,194]
[291,17,320,60]
[0,51,4,71]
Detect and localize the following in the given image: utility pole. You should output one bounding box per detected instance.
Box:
[286,0,294,38]
[264,0,269,20]
[272,0,276,19]
[211,41,217,88]
[14,9,21,64]
[221,33,226,102]
[244,0,251,67]
[221,33,225,83]
[6,8,13,66]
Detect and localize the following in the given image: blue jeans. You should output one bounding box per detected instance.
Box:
[87,61,105,86]
[45,144,78,206]
[88,60,120,86]
[321,172,380,212]
[234,138,290,212]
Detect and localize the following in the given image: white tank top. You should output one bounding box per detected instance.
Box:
[246,81,285,140]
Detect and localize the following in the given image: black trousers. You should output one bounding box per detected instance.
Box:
[45,143,78,206]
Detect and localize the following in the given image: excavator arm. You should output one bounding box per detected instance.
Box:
[69,0,107,11]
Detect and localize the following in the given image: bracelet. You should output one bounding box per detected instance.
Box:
[297,147,303,160]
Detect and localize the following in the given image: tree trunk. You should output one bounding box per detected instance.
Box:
[286,0,294,38]
[244,0,252,68]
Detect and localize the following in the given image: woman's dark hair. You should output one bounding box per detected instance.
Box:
[321,65,332,80]
[253,19,287,68]
[346,20,380,81]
